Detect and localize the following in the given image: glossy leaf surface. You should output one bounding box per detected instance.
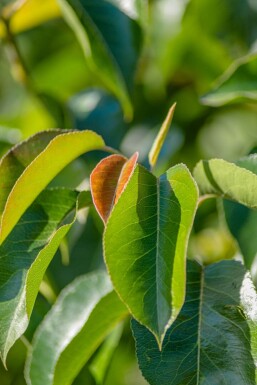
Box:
[0,129,104,243]
[193,156,257,208]
[58,0,142,118]
[26,272,128,385]
[202,53,257,106]
[90,153,138,223]
[0,188,80,363]
[132,260,257,385]
[104,163,198,345]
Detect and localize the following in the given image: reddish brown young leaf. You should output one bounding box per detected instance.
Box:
[90,153,138,223]
[115,152,139,204]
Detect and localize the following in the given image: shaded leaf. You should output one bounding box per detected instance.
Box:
[89,323,123,385]
[25,272,128,385]
[104,163,198,345]
[224,200,257,284]
[132,260,257,385]
[193,155,257,208]
[90,153,138,223]
[223,155,257,283]
[58,0,142,119]
[0,188,82,363]
[202,52,257,106]
[0,129,104,243]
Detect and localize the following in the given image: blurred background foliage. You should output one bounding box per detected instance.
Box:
[0,0,257,384]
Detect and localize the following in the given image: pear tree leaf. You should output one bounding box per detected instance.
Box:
[132,260,257,385]
[193,155,257,208]
[148,103,176,169]
[25,271,128,385]
[90,152,138,223]
[104,163,198,346]
[0,0,61,37]
[57,0,142,119]
[0,129,105,243]
[89,323,123,385]
[223,155,257,283]
[0,188,84,364]
[202,52,257,106]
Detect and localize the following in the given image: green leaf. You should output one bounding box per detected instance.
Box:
[25,272,128,385]
[202,52,257,106]
[132,260,257,385]
[104,163,198,346]
[57,0,142,119]
[223,155,257,283]
[193,156,257,208]
[0,129,104,243]
[89,323,123,385]
[107,0,148,27]
[0,188,82,363]
[224,200,257,282]
[148,103,176,169]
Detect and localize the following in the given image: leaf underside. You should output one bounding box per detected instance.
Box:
[193,155,257,209]
[223,155,257,283]
[132,260,257,385]
[26,272,128,385]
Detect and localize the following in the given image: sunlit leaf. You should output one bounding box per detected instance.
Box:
[0,0,61,37]
[57,0,142,119]
[0,188,83,363]
[104,163,198,345]
[0,129,104,243]
[193,155,257,208]
[148,103,176,169]
[25,272,128,385]
[132,260,257,385]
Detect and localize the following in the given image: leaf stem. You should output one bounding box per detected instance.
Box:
[103,146,122,155]
[198,194,217,206]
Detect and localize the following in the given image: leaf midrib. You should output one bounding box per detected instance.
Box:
[196,267,204,385]
[156,178,162,338]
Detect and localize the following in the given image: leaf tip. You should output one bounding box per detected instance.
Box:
[149,102,177,168]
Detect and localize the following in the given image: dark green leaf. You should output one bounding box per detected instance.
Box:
[58,0,142,118]
[25,272,128,385]
[132,260,257,385]
[104,163,198,345]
